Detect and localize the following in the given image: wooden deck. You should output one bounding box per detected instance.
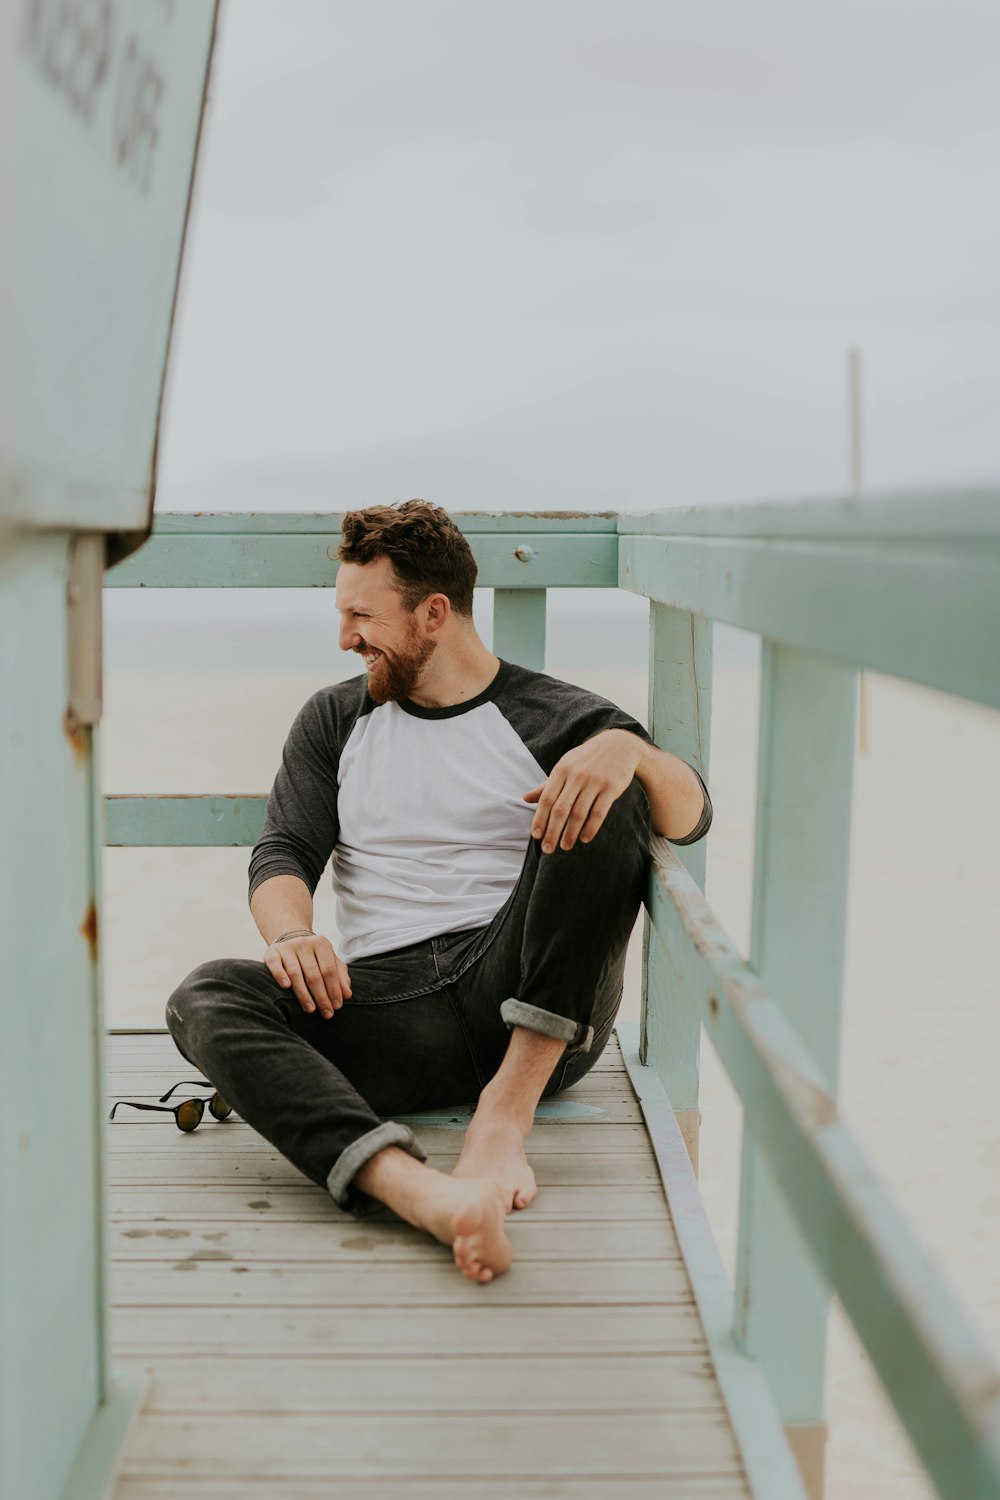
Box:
[105,1030,766,1499]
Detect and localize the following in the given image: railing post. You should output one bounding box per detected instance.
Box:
[493,588,546,670]
[641,602,712,1172]
[733,642,858,1500]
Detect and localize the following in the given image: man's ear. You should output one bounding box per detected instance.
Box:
[424,593,452,634]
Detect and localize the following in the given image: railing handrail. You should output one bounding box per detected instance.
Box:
[619,485,1000,539]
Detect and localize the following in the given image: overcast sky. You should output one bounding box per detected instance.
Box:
[156,0,1000,516]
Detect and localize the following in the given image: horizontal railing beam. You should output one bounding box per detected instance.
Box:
[619,533,1000,712]
[152,510,620,534]
[618,488,1000,541]
[645,835,1000,1500]
[106,532,618,590]
[105,795,265,847]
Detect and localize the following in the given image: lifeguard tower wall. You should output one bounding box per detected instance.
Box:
[0,7,218,1498]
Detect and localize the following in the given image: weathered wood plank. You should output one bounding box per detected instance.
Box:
[106,1068,637,1096]
[107,1153,661,1188]
[109,1305,708,1357]
[109,1218,682,1264]
[109,1185,671,1222]
[116,1411,741,1479]
[106,1096,645,1127]
[105,1122,649,1155]
[112,1352,720,1414]
[106,1035,623,1073]
[109,1259,691,1308]
[114,1476,749,1499]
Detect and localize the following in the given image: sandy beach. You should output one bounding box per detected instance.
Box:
[100,652,1000,1500]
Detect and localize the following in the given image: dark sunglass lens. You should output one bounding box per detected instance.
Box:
[176,1099,204,1132]
[209,1094,233,1120]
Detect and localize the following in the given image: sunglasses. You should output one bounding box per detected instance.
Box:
[109,1079,234,1132]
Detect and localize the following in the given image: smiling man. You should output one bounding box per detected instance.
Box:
[165,501,711,1282]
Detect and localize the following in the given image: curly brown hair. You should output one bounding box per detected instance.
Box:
[337,500,477,617]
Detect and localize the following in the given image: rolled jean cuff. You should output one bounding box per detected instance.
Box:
[325,1121,427,1212]
[500,998,594,1055]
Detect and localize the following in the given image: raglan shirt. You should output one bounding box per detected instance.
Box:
[248,660,712,963]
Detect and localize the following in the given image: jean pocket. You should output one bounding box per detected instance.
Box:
[430,926,488,980]
[346,942,439,1004]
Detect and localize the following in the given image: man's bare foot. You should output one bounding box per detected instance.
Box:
[408,1171,512,1284]
[452,1117,537,1211]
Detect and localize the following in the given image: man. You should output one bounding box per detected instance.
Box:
[166,501,711,1283]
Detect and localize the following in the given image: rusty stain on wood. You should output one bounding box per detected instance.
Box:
[80,898,98,963]
[63,706,87,763]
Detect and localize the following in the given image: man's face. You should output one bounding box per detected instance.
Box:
[335,558,436,704]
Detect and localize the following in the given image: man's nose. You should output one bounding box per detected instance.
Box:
[339,621,361,652]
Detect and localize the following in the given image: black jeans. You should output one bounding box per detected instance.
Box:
[165,781,649,1214]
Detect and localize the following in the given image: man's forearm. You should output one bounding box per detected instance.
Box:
[249,874,315,946]
[634,740,707,842]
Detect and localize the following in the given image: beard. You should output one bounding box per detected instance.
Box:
[357,624,437,705]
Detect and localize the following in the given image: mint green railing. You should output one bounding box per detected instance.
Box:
[105,497,1000,1500]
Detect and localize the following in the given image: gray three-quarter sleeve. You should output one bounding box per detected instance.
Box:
[666,764,713,846]
[247,677,368,904]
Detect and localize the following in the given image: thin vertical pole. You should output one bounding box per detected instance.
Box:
[849,345,863,498]
[849,346,871,755]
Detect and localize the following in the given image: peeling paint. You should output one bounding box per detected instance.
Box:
[464,509,617,521]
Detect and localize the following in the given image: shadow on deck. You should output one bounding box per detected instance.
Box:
[103,1029,786,1498]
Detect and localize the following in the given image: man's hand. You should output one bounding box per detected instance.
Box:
[264,932,352,1019]
[524,729,643,853]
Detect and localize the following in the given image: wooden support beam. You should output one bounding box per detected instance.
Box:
[106,533,618,591]
[733,646,857,1497]
[105,795,266,847]
[639,602,712,1170]
[493,589,546,670]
